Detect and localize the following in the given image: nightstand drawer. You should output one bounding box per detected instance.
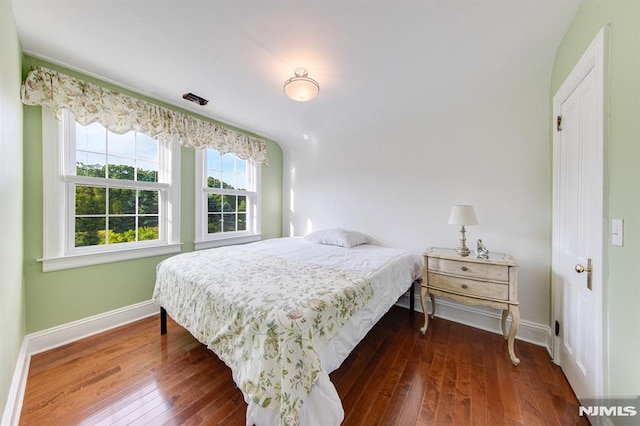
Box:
[427,257,509,282]
[428,272,509,300]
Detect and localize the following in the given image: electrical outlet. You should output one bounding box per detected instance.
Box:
[612,219,624,246]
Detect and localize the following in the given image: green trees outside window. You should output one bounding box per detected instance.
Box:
[204,149,252,236]
[75,163,160,247]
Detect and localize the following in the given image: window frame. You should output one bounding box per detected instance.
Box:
[41,108,181,272]
[194,148,261,250]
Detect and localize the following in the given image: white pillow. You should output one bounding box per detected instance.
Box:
[304,228,371,248]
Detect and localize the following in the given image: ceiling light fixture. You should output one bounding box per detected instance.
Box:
[284,68,319,102]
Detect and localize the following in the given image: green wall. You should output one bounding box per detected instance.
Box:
[0,0,25,416]
[550,0,640,397]
[22,56,283,333]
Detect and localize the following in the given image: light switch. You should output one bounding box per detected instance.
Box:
[612,219,624,246]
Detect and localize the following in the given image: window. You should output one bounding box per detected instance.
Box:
[195,148,260,249]
[41,109,181,271]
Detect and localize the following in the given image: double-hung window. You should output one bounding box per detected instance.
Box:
[41,109,181,271]
[195,148,261,249]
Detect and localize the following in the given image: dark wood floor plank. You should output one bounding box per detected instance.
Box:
[376,324,422,423]
[451,324,472,426]
[20,306,587,425]
[392,337,429,425]
[514,381,546,426]
[342,315,411,423]
[495,343,524,424]
[469,358,488,425]
[340,332,392,420]
[417,320,451,424]
[359,320,414,424]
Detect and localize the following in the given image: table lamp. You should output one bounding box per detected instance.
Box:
[448,205,478,257]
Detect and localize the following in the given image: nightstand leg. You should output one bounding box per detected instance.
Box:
[507,306,520,365]
[501,309,508,339]
[429,293,435,319]
[420,286,429,334]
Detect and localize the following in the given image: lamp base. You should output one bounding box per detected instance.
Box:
[456,225,470,257]
[456,246,471,257]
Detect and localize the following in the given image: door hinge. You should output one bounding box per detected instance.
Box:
[556,115,562,132]
[555,320,560,336]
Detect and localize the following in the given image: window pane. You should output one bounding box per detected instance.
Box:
[207,149,221,170]
[236,159,247,189]
[208,214,222,234]
[221,172,234,189]
[138,216,159,241]
[236,160,246,175]
[235,173,246,191]
[238,195,246,212]
[107,156,136,180]
[136,160,158,182]
[76,152,106,177]
[238,213,246,231]
[139,190,159,215]
[108,131,135,157]
[207,171,222,188]
[108,188,135,214]
[76,186,106,215]
[222,153,235,171]
[109,217,136,244]
[136,133,158,161]
[223,214,236,232]
[222,194,236,212]
[75,217,106,247]
[76,122,106,153]
[208,194,221,213]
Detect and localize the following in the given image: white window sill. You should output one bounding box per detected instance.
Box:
[39,243,183,272]
[194,234,261,251]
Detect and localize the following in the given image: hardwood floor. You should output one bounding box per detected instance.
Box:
[19,307,588,425]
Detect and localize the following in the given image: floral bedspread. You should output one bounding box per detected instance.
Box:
[152,246,373,425]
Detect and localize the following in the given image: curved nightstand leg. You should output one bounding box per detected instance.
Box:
[429,293,435,319]
[501,309,509,339]
[420,286,429,334]
[507,305,520,365]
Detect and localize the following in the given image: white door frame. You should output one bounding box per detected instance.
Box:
[551,25,609,398]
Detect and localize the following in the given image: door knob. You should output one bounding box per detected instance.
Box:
[574,263,590,273]
[574,259,593,291]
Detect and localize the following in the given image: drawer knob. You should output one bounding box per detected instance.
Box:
[461,266,468,271]
[461,284,468,289]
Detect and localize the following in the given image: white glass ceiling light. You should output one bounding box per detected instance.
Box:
[284,68,319,102]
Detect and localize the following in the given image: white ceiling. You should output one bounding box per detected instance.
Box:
[13,0,582,150]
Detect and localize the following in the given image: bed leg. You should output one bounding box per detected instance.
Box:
[410,283,415,314]
[160,307,167,335]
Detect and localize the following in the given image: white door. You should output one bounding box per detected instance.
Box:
[552,27,607,401]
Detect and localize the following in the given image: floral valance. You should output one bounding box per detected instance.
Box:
[20,66,269,164]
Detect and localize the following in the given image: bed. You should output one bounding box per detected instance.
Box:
[152,230,421,426]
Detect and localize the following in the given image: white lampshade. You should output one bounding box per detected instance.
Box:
[448,205,479,226]
[284,68,319,102]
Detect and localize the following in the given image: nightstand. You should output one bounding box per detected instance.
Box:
[420,247,520,365]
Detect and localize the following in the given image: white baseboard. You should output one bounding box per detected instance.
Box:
[26,300,158,356]
[1,300,159,426]
[396,290,554,354]
[1,341,29,426]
